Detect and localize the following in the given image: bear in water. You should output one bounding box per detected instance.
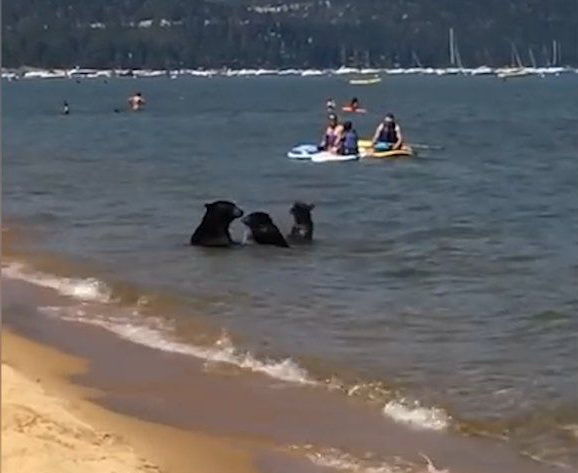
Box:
[190,200,244,247]
[242,212,289,248]
[288,202,315,242]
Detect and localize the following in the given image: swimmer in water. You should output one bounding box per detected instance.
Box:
[128,92,146,111]
[62,101,70,115]
[348,97,360,111]
[326,98,336,112]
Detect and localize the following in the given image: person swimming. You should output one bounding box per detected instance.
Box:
[348,97,360,111]
[342,97,366,113]
[326,98,336,112]
[128,92,146,111]
[62,101,70,115]
[371,113,404,150]
[340,121,359,155]
[319,113,344,152]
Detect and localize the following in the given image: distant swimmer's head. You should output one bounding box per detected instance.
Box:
[343,121,353,131]
[328,113,338,125]
[351,97,359,104]
[384,113,395,124]
[113,108,120,113]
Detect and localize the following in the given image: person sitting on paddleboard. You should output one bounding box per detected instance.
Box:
[340,121,359,155]
[371,113,404,150]
[319,113,344,152]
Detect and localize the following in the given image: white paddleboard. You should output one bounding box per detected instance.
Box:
[310,152,359,163]
[287,144,359,162]
[287,144,318,159]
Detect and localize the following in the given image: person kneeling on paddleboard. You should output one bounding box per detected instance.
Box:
[340,121,359,155]
[371,113,404,151]
[319,113,344,152]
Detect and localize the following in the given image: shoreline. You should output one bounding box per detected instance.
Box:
[2,271,570,473]
[2,65,577,80]
[1,329,262,473]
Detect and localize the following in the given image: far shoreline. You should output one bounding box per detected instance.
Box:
[2,64,577,81]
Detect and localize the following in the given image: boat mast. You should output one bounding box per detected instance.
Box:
[340,44,347,67]
[364,50,371,68]
[412,50,423,68]
[449,27,455,66]
[511,42,523,68]
[556,41,562,66]
[528,48,537,68]
[455,41,464,70]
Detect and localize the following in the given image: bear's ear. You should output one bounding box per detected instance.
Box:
[204,202,211,208]
[308,203,315,210]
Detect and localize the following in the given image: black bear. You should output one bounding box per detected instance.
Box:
[190,200,244,247]
[242,212,290,248]
[288,202,315,242]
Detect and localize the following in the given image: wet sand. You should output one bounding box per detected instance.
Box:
[1,329,262,473]
[2,275,569,473]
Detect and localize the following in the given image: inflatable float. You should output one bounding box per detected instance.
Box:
[341,106,367,113]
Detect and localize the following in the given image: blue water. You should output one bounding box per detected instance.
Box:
[3,75,578,466]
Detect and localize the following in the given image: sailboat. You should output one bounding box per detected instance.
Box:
[497,43,530,79]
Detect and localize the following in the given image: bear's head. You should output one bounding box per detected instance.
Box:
[290,202,314,225]
[289,202,314,241]
[190,200,244,247]
[242,211,274,229]
[242,212,289,248]
[204,200,244,223]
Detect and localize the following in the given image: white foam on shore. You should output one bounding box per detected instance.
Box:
[39,305,316,386]
[302,447,408,473]
[383,400,450,431]
[3,262,112,303]
[6,261,454,432]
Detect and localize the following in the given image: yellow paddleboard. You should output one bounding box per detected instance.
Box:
[358,140,414,158]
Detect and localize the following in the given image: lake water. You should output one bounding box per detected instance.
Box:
[3,75,578,470]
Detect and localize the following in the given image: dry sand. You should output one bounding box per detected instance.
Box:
[2,362,160,473]
[1,330,260,473]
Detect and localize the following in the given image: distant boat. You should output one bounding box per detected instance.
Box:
[349,76,382,85]
[497,43,530,79]
[497,68,530,79]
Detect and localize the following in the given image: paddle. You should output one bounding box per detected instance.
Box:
[410,144,445,151]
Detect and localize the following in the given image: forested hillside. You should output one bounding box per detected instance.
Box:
[3,0,576,69]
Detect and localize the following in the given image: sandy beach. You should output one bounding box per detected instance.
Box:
[1,329,259,473]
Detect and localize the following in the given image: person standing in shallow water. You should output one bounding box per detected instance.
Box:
[62,101,70,115]
[128,92,146,111]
